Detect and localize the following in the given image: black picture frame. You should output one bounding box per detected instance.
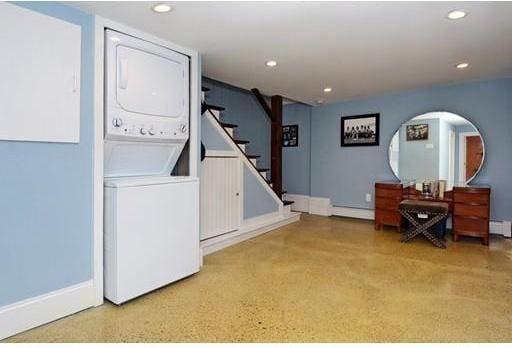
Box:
[341,113,380,147]
[282,124,299,147]
[406,124,429,141]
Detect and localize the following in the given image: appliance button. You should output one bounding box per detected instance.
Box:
[148,128,156,136]
[112,118,123,127]
[180,124,188,133]
[140,128,147,135]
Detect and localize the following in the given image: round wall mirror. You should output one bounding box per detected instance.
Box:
[388,111,485,189]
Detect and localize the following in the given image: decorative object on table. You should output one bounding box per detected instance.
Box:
[422,181,433,196]
[399,200,449,248]
[438,180,446,199]
[406,123,429,141]
[341,113,379,147]
[282,124,298,147]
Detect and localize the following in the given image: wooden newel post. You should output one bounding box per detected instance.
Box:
[270,95,283,196]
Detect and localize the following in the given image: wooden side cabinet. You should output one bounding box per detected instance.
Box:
[452,186,491,245]
[374,183,403,232]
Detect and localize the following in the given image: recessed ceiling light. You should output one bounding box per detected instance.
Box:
[316,99,324,105]
[323,87,332,93]
[152,3,172,13]
[456,62,469,69]
[266,60,277,67]
[447,10,467,20]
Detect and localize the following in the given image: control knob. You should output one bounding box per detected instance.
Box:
[139,128,147,135]
[148,128,156,136]
[112,118,123,128]
[180,124,188,133]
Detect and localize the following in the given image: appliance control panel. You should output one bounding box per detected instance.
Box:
[105,107,189,142]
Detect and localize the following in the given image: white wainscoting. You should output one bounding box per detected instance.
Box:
[200,157,241,240]
[0,281,95,340]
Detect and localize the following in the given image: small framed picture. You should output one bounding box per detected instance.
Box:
[406,124,429,141]
[282,124,298,147]
[341,113,379,147]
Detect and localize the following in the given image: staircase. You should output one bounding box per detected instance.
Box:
[201,86,293,209]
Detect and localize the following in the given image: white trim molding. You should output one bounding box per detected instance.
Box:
[201,212,300,256]
[0,281,95,340]
[282,194,310,213]
[331,206,375,220]
[309,196,332,216]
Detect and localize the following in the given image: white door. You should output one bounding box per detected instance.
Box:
[200,157,241,240]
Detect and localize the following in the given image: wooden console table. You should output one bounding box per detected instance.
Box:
[375,182,491,245]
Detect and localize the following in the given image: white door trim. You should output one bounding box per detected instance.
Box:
[458,131,480,182]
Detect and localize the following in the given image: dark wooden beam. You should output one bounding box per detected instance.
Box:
[270,95,283,196]
[251,88,273,121]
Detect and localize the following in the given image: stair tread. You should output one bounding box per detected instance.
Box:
[202,103,225,112]
[202,86,210,92]
[220,122,238,128]
[234,139,250,144]
[246,155,260,159]
[257,168,270,172]
[282,200,294,206]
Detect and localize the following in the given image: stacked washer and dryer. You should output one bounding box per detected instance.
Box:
[103,30,199,304]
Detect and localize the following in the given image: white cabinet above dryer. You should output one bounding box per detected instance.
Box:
[0,2,81,143]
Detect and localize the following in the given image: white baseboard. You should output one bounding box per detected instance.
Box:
[331,206,375,220]
[201,212,301,256]
[0,280,95,340]
[309,196,332,216]
[490,220,512,237]
[282,194,310,213]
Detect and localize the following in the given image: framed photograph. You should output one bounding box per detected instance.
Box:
[282,124,298,147]
[341,113,380,147]
[406,124,429,141]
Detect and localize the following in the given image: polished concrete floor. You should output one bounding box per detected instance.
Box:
[6,214,512,342]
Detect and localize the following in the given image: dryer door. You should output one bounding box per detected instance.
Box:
[106,29,189,120]
[116,46,188,118]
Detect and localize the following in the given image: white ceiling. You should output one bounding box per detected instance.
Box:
[73,1,512,105]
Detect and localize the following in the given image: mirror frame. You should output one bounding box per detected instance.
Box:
[388,111,486,185]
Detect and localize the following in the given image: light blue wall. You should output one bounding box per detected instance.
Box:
[201,115,232,152]
[202,78,271,168]
[283,103,312,195]
[398,118,440,181]
[0,2,94,307]
[309,78,512,221]
[243,165,279,219]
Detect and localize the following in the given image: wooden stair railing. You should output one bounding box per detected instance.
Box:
[250,88,283,196]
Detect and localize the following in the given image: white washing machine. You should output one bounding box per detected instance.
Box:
[103,30,199,304]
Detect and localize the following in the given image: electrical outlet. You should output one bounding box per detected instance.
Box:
[365,193,372,202]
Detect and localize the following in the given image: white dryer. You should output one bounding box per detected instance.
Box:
[104,29,190,177]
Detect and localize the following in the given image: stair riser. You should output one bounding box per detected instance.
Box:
[250,158,257,166]
[238,144,245,152]
[284,205,292,213]
[201,91,205,102]
[225,128,233,137]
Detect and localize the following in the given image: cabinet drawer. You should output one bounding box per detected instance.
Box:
[375,196,401,210]
[375,209,401,226]
[453,192,489,204]
[375,189,402,199]
[454,203,489,218]
[453,216,489,236]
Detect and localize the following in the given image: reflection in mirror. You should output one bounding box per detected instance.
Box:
[388,112,484,190]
